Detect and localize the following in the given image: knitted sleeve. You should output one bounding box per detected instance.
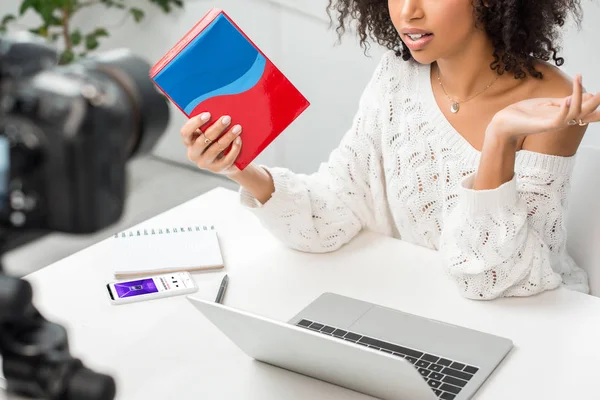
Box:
[238,51,396,253]
[439,154,580,299]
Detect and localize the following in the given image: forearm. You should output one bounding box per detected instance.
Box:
[229,163,275,204]
[234,162,367,253]
[473,127,519,190]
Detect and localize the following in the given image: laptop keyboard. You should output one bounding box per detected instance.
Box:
[296,319,479,400]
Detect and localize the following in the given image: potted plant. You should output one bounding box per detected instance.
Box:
[0,0,183,64]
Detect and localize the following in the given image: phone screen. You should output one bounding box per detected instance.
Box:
[111,277,165,299]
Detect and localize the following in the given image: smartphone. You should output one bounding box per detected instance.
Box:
[106,271,197,305]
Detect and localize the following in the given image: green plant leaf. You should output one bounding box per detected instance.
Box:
[1,14,16,25]
[60,48,75,64]
[148,0,184,13]
[92,27,109,37]
[130,7,144,22]
[19,0,37,16]
[29,26,48,37]
[99,0,126,9]
[85,35,99,50]
[71,29,82,46]
[84,28,108,51]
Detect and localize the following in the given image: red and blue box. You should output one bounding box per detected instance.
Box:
[149,8,310,170]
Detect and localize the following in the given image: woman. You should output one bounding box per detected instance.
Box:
[180,0,600,300]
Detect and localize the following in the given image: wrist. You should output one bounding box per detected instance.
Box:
[228,163,259,183]
[474,121,519,191]
[484,119,519,153]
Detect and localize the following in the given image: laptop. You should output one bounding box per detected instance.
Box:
[187,292,513,400]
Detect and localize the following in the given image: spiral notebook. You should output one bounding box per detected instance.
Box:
[110,225,224,278]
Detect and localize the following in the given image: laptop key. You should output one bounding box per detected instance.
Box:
[450,362,465,370]
[464,365,479,374]
[441,393,456,400]
[345,332,361,341]
[358,337,423,358]
[309,322,324,330]
[437,358,452,367]
[421,354,440,363]
[427,379,442,389]
[428,364,444,372]
[382,349,394,355]
[442,375,468,388]
[442,367,473,381]
[418,368,431,378]
[430,372,444,381]
[332,329,347,337]
[416,360,430,368]
[321,326,335,334]
[405,356,418,364]
[433,389,443,396]
[298,319,312,327]
[440,384,461,395]
[392,345,423,359]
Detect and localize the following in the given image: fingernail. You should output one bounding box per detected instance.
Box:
[566,97,571,106]
[578,75,582,84]
[232,125,241,135]
[221,115,231,126]
[200,112,210,121]
[235,137,241,145]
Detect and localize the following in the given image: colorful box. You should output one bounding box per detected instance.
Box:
[150,8,310,170]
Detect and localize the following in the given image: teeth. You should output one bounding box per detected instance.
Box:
[408,33,427,40]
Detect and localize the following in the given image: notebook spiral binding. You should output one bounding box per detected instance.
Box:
[113,225,216,238]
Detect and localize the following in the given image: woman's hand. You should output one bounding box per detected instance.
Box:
[488,75,600,142]
[180,112,243,176]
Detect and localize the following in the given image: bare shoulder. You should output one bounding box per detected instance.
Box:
[521,61,588,157]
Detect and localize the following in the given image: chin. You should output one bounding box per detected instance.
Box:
[405,50,437,66]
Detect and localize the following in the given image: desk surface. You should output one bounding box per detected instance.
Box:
[14,187,600,399]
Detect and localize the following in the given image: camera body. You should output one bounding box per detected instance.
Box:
[0,62,131,234]
[0,32,169,234]
[0,31,171,400]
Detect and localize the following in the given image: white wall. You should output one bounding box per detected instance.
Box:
[560,0,600,147]
[0,0,598,173]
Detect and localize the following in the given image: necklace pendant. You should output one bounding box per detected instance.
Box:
[450,102,460,113]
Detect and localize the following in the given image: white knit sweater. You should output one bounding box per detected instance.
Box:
[239,50,589,299]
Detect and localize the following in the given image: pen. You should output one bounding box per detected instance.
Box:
[215,274,228,304]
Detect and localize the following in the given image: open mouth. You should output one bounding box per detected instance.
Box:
[406,33,433,41]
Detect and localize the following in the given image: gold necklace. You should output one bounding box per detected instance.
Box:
[436,66,500,113]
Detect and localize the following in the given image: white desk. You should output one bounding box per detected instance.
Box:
[13,187,600,399]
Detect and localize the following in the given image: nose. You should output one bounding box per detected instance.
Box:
[398,0,424,21]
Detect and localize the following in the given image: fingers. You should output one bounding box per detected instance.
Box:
[181,112,210,146]
[579,109,600,125]
[213,135,243,171]
[565,75,583,122]
[556,96,571,125]
[580,92,600,118]
[203,124,242,164]
[187,115,232,162]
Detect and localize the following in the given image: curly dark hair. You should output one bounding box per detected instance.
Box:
[326,0,583,79]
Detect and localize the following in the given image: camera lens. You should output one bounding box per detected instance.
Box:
[80,48,170,158]
[67,367,116,400]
